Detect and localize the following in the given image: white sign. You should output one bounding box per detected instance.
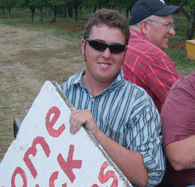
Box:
[0,81,132,187]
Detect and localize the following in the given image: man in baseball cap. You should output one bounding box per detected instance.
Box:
[130,0,180,25]
[122,0,181,113]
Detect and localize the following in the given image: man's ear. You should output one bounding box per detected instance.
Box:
[140,20,148,35]
[81,39,86,55]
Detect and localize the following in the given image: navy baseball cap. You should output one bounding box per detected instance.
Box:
[130,0,180,26]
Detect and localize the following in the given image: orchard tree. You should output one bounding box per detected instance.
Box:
[47,0,64,23]
[168,0,195,39]
[24,0,47,22]
[82,0,110,12]
[68,0,83,23]
[0,0,5,17]
[81,0,98,13]
[36,0,47,22]
[1,0,17,18]
[20,0,36,21]
[181,0,195,40]
[108,0,137,18]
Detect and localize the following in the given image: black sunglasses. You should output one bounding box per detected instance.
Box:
[85,38,126,54]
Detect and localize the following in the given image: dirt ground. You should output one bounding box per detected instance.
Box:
[0,21,85,162]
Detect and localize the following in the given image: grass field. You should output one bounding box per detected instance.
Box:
[0,8,195,163]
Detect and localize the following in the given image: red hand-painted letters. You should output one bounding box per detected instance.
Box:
[10,106,119,186]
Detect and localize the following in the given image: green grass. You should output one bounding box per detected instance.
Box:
[174,15,189,38]
[166,49,195,76]
[1,8,85,40]
[166,14,195,76]
[3,7,88,23]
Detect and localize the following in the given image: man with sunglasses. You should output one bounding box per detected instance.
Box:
[122,0,181,113]
[61,8,165,186]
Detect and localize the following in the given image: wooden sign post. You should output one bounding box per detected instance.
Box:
[0,81,132,187]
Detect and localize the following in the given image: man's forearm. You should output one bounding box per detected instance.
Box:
[165,135,195,171]
[93,129,148,187]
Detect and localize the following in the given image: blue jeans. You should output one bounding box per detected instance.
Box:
[186,185,195,187]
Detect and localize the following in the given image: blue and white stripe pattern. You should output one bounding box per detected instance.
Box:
[60,69,165,186]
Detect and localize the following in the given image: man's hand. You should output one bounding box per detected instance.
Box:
[70,110,99,135]
[70,109,148,186]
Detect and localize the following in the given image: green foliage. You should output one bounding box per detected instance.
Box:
[168,0,195,12]
[0,0,16,10]
[168,0,195,39]
[108,0,136,10]
[47,0,64,6]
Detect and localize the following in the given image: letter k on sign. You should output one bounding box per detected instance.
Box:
[57,145,82,183]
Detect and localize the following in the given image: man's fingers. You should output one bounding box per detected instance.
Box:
[70,110,84,134]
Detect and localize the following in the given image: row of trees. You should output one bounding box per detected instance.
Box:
[0,0,137,23]
[0,0,195,39]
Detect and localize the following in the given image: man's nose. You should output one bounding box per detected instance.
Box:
[169,27,176,36]
[102,47,112,58]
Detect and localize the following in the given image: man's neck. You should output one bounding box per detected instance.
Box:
[82,73,112,96]
[130,26,142,33]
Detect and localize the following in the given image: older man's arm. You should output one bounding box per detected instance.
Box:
[165,135,195,171]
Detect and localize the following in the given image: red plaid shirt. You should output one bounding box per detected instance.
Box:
[122,29,180,112]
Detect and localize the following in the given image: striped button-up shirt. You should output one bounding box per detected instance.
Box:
[60,69,165,186]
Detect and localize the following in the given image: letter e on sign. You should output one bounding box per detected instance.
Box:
[46,106,66,137]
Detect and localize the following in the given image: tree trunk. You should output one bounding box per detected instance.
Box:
[126,8,129,19]
[72,6,77,24]
[40,8,43,22]
[65,6,69,18]
[186,10,195,40]
[2,7,5,17]
[93,6,97,13]
[181,7,191,22]
[7,9,11,19]
[51,6,57,23]
[78,6,81,18]
[31,8,35,21]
